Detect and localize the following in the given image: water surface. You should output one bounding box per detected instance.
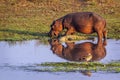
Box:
[0,39,120,80]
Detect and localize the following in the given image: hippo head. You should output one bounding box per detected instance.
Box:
[49,39,63,56]
[48,20,63,37]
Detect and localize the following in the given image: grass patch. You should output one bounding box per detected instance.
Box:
[34,62,120,73]
[0,0,120,42]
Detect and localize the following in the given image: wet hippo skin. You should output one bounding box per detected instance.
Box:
[48,12,107,43]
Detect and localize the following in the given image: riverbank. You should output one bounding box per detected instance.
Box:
[0,0,120,41]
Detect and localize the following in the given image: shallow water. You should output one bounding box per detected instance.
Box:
[0,39,120,80]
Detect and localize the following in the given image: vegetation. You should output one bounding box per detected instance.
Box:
[30,62,120,73]
[1,0,120,73]
[0,0,120,41]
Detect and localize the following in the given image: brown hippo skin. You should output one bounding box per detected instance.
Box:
[49,39,106,62]
[48,12,107,43]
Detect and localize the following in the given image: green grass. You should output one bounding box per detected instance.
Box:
[0,0,120,42]
[34,62,120,73]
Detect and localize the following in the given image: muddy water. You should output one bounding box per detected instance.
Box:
[0,39,120,80]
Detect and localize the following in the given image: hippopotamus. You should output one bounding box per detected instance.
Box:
[49,39,106,62]
[48,12,107,42]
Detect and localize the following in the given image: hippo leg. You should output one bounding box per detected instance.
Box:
[103,29,107,45]
[95,21,106,43]
[103,29,107,40]
[97,30,103,43]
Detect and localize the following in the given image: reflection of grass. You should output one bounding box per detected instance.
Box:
[35,62,120,73]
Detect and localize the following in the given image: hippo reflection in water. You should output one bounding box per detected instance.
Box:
[49,39,106,62]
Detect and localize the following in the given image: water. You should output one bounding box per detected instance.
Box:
[0,39,120,80]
